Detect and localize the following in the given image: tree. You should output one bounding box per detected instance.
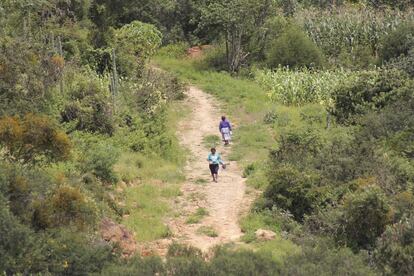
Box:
[115,20,162,74]
[199,0,275,73]
[266,24,325,69]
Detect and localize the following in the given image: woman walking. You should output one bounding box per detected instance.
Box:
[219,116,232,145]
[207,147,225,182]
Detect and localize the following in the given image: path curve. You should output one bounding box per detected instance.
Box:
[167,86,252,252]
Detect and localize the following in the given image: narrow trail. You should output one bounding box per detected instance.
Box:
[166,86,253,252]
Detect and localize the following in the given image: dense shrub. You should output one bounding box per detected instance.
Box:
[101,256,164,275]
[210,248,279,276]
[0,114,71,165]
[266,25,325,69]
[101,246,280,275]
[374,216,414,275]
[157,43,189,59]
[82,142,120,183]
[7,175,31,220]
[339,186,392,250]
[380,22,414,63]
[282,240,376,276]
[0,198,44,274]
[203,44,228,71]
[269,127,323,167]
[0,39,61,115]
[337,45,377,69]
[115,20,163,76]
[42,229,116,275]
[388,48,414,77]
[166,256,210,276]
[332,69,410,124]
[263,165,326,221]
[61,71,114,135]
[50,186,97,229]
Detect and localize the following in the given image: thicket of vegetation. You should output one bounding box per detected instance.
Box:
[1,0,414,275]
[155,0,414,274]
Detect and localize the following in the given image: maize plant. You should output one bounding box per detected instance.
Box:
[296,7,414,56]
[255,67,361,106]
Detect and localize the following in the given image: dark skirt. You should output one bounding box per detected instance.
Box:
[209,164,219,174]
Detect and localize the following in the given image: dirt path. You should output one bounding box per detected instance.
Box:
[166,86,252,252]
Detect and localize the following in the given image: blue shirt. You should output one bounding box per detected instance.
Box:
[207,153,223,165]
[219,120,232,131]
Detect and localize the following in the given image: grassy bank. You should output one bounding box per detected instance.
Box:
[116,102,188,241]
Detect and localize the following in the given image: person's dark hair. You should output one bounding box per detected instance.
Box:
[211,147,216,152]
[221,116,226,121]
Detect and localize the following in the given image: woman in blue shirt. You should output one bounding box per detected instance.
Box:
[207,147,225,182]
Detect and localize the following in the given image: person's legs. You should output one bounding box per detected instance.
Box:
[214,164,219,182]
[209,164,216,181]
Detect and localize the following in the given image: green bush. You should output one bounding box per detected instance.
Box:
[374,215,414,275]
[0,114,71,165]
[202,44,228,71]
[269,127,322,167]
[0,38,60,116]
[263,165,326,221]
[388,48,414,77]
[337,45,377,69]
[210,248,279,276]
[332,69,410,124]
[380,22,414,63]
[101,256,164,275]
[50,186,97,229]
[43,229,116,275]
[282,240,376,276]
[157,43,189,59]
[339,186,392,250]
[0,198,44,274]
[166,244,208,276]
[83,142,120,183]
[61,71,114,135]
[266,25,325,69]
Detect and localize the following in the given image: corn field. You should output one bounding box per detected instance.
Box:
[296,7,414,56]
[255,68,361,106]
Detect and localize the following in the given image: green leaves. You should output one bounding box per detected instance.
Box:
[115,20,162,60]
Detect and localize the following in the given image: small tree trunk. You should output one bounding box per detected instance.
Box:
[58,36,64,94]
[111,49,118,114]
[225,29,230,71]
[326,112,331,129]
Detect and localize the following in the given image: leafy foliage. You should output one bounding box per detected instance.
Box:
[0,114,71,165]
[380,21,414,62]
[332,69,410,123]
[263,165,325,221]
[374,216,414,275]
[339,186,392,250]
[266,24,325,69]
